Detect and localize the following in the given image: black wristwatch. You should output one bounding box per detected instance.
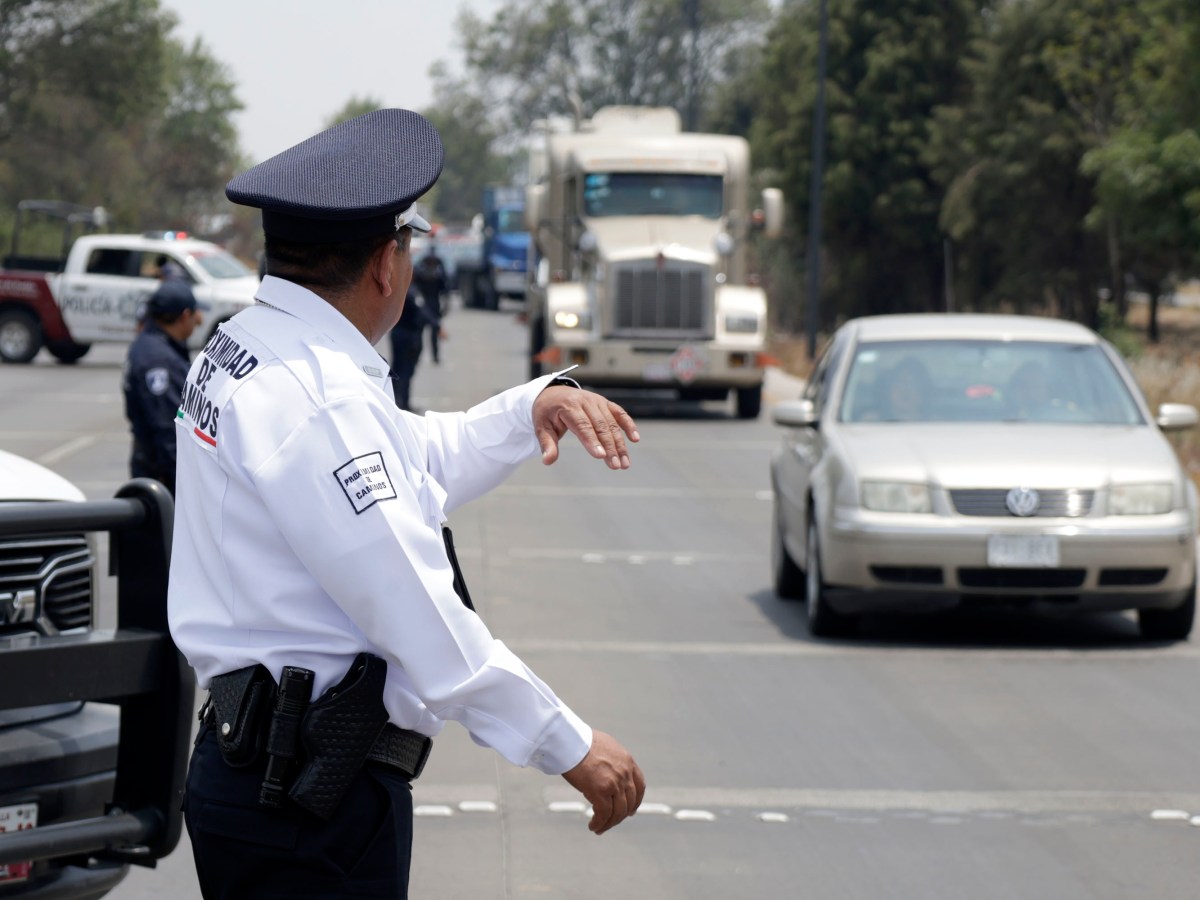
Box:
[548,375,581,389]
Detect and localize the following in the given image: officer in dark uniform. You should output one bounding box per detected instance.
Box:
[412,243,448,361]
[168,109,644,900]
[389,284,436,410]
[122,279,206,494]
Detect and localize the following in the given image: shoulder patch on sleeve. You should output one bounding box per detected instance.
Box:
[145,367,170,395]
[334,452,397,514]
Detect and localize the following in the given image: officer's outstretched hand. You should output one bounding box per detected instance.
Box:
[533,386,639,469]
[562,730,646,835]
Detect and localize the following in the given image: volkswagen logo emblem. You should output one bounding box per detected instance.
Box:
[1005,487,1041,517]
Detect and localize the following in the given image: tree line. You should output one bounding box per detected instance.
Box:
[3,0,1195,342]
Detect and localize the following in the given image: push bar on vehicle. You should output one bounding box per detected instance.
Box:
[0,479,191,868]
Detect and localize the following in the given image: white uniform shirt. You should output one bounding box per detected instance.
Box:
[167,275,591,776]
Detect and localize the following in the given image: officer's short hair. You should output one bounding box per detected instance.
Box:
[263,229,409,291]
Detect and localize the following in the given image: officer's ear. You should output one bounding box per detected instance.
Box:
[370,238,401,297]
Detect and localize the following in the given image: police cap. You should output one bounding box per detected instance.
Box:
[147,279,209,316]
[225,108,443,243]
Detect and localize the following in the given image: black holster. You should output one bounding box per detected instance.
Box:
[287,652,390,820]
[208,664,275,768]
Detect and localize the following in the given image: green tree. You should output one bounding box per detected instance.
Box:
[420,68,509,224]
[456,0,771,136]
[0,0,243,245]
[1081,0,1200,341]
[930,0,1106,324]
[748,0,982,328]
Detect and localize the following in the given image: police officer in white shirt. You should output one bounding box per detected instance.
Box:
[168,108,645,899]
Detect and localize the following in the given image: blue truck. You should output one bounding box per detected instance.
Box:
[457,185,530,311]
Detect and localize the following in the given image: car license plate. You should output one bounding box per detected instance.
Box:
[987,534,1060,568]
[0,802,37,884]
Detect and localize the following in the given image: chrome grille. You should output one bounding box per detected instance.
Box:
[949,489,1094,517]
[611,261,709,337]
[0,534,94,633]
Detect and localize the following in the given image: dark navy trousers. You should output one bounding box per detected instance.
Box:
[184,728,414,898]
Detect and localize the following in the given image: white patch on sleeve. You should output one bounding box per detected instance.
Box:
[145,367,170,395]
[334,451,398,514]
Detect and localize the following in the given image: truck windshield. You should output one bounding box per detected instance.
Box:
[495,208,525,234]
[582,173,723,219]
[190,249,255,279]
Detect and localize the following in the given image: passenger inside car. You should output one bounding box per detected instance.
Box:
[1005,361,1056,420]
[879,357,932,421]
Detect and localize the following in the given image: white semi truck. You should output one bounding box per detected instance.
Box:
[524,106,783,418]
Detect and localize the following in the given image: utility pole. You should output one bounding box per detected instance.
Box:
[684,0,700,131]
[805,0,830,362]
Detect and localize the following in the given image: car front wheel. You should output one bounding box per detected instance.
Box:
[805,518,857,638]
[1138,585,1195,641]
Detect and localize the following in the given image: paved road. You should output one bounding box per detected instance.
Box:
[4,296,1200,898]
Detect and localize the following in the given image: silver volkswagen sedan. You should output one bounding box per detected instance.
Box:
[770,313,1199,640]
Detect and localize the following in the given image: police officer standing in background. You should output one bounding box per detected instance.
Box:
[167,109,645,899]
[122,279,206,495]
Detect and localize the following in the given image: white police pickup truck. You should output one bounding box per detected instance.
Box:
[0,202,259,364]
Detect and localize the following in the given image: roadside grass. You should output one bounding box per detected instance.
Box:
[766,303,1200,489]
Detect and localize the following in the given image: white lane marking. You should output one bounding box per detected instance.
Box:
[458,800,498,813]
[507,549,760,564]
[494,485,767,499]
[414,805,454,817]
[757,812,789,824]
[37,434,98,466]
[509,637,1200,661]
[548,801,588,814]
[9,395,122,404]
[638,803,673,815]
[674,809,717,822]
[1190,816,1200,827]
[671,555,695,565]
[544,786,1200,813]
[1151,809,1192,821]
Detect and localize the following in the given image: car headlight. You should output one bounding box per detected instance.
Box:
[1109,483,1173,515]
[724,313,759,334]
[861,481,932,513]
[553,310,592,330]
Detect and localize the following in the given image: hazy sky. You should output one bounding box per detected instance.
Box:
[162,1,504,164]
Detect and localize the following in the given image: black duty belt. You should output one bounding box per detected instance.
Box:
[203,702,431,781]
[202,653,431,819]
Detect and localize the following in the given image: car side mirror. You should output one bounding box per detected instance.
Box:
[1157,402,1199,432]
[771,399,818,429]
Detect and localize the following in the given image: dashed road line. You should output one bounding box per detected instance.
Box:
[507,637,1200,660]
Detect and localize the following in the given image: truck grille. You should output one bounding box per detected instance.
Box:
[610,261,710,338]
[949,489,1094,517]
[0,535,94,634]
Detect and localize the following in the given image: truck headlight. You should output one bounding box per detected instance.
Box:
[1109,483,1173,515]
[714,232,735,256]
[861,481,932,513]
[553,310,592,330]
[724,313,759,334]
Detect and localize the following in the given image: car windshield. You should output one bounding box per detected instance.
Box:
[189,248,255,279]
[839,339,1145,425]
[582,172,723,218]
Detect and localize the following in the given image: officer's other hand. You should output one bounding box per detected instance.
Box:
[561,730,646,835]
[533,386,639,469]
